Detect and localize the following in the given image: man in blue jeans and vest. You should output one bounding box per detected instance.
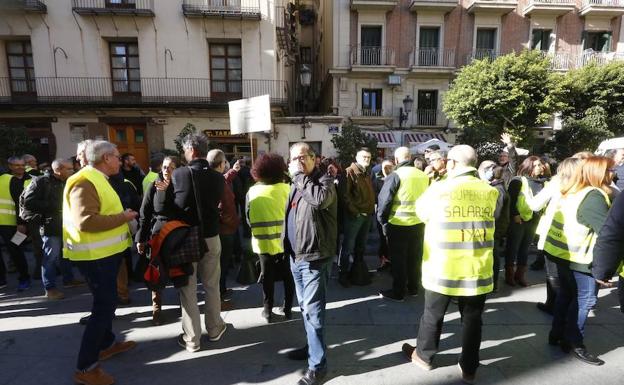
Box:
[63,140,138,385]
[284,142,337,385]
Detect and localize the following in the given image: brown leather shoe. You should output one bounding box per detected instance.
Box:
[514,265,528,287]
[73,366,114,385]
[99,341,137,361]
[402,343,432,371]
[504,266,516,286]
[46,288,65,300]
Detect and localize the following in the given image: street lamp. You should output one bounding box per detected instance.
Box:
[300,64,312,139]
[399,95,414,129]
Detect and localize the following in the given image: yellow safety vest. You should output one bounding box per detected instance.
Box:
[248,182,290,255]
[0,174,31,226]
[514,176,534,222]
[62,166,131,261]
[389,166,429,226]
[421,174,499,296]
[142,171,159,193]
[544,187,610,266]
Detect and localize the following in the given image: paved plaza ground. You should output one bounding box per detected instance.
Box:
[1,233,624,385]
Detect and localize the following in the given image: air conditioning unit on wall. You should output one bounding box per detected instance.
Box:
[388,75,402,86]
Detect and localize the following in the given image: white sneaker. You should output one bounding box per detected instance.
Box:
[208,324,227,342]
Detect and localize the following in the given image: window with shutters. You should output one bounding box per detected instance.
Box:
[210,43,242,100]
[6,41,36,95]
[531,29,552,52]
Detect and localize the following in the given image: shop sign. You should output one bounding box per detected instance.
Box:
[203,130,247,138]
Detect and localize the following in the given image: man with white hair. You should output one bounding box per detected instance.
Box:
[63,140,138,385]
[21,158,83,299]
[402,145,500,384]
[377,146,429,301]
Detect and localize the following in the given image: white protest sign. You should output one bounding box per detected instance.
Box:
[228,94,271,135]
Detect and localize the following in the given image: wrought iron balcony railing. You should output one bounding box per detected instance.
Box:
[0,0,47,13]
[410,48,456,68]
[0,77,288,106]
[71,0,155,16]
[413,109,445,127]
[352,109,391,118]
[182,0,262,19]
[350,45,396,66]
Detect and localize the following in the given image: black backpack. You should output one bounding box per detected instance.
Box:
[19,175,50,223]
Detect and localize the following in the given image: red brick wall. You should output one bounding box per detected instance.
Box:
[386,0,417,67]
[501,4,530,54]
[557,11,584,53]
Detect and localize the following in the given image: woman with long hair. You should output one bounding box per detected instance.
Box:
[246,153,294,322]
[136,156,178,325]
[546,156,614,365]
[505,155,548,286]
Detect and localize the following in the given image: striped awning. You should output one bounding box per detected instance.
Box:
[365,131,397,148]
[403,132,447,144]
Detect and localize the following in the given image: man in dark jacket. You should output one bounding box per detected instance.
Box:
[592,191,624,313]
[121,153,145,196]
[22,159,83,299]
[172,133,227,353]
[337,148,375,287]
[284,142,337,385]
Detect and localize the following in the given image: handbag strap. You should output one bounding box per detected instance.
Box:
[187,166,205,234]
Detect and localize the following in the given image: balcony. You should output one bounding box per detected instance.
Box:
[0,77,288,108]
[0,0,47,13]
[350,0,399,11]
[71,0,154,16]
[412,109,446,127]
[410,48,456,72]
[465,49,501,64]
[579,0,624,17]
[351,109,394,125]
[577,50,624,67]
[182,0,261,20]
[523,0,575,17]
[409,0,458,13]
[350,45,396,71]
[542,51,574,71]
[467,0,518,15]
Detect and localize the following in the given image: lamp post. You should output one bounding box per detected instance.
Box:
[300,64,312,139]
[399,95,414,129]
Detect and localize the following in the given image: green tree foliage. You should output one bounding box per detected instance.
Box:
[548,61,624,158]
[443,50,561,148]
[0,125,36,162]
[330,122,377,167]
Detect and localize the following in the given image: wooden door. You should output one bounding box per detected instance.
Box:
[108,124,148,173]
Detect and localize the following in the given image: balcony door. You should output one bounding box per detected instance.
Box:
[531,29,552,52]
[419,27,440,66]
[109,124,148,173]
[362,89,382,116]
[417,90,437,126]
[584,31,612,52]
[6,41,36,95]
[110,42,141,95]
[210,43,242,102]
[476,28,497,60]
[360,26,382,65]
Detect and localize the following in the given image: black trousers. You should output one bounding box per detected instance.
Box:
[0,225,29,282]
[416,290,487,375]
[258,253,295,312]
[387,223,424,296]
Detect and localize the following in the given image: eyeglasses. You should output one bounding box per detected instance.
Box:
[291,155,312,162]
[429,158,443,162]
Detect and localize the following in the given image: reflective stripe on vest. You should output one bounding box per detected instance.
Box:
[515,176,534,222]
[62,166,131,261]
[142,171,159,194]
[248,182,290,255]
[543,187,610,265]
[0,174,30,226]
[389,167,429,226]
[421,174,499,296]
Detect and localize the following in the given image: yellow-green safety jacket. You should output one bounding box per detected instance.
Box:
[247,182,290,255]
[389,167,429,226]
[0,174,31,226]
[544,187,610,266]
[420,173,499,296]
[142,171,159,194]
[62,166,131,261]
[514,176,534,222]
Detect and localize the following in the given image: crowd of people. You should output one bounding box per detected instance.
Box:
[1,133,624,385]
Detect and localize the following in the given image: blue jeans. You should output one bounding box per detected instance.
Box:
[74,252,122,371]
[338,214,371,273]
[290,257,332,371]
[551,262,598,346]
[41,235,75,290]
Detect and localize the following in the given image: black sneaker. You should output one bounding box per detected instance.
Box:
[536,302,554,315]
[297,369,326,385]
[379,289,404,302]
[287,345,309,360]
[572,347,604,366]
